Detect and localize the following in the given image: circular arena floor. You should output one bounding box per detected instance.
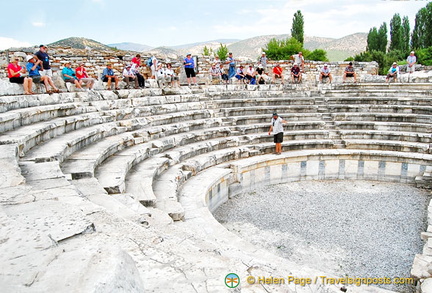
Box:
[214,180,430,292]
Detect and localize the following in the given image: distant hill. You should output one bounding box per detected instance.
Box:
[226,33,367,61]
[49,37,114,50]
[46,33,367,62]
[143,47,180,61]
[170,39,240,50]
[107,42,152,52]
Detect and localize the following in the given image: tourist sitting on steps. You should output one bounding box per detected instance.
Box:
[220,64,229,85]
[386,62,400,83]
[319,64,332,83]
[102,63,119,90]
[235,65,246,84]
[245,65,256,84]
[209,63,221,84]
[256,64,267,84]
[291,63,302,83]
[8,57,33,95]
[343,62,357,83]
[272,64,284,84]
[62,62,84,91]
[268,112,288,155]
[75,63,96,90]
[156,64,173,88]
[26,55,60,94]
[166,63,178,88]
[122,65,139,89]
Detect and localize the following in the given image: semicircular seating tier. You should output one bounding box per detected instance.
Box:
[1,83,432,292]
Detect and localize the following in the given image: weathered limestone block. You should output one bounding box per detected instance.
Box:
[411,254,432,279]
[0,144,25,187]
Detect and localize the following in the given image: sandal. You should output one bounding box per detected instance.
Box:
[53,89,60,93]
[115,87,120,90]
[46,90,53,94]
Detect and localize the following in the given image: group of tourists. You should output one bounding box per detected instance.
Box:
[7,46,419,93]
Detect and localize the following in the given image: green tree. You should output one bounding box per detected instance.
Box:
[401,16,410,52]
[215,43,228,61]
[377,22,388,53]
[389,13,403,51]
[412,3,432,49]
[291,10,304,45]
[367,27,379,52]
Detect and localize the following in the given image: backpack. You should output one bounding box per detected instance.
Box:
[146,58,153,67]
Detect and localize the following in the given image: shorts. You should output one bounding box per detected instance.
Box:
[40,69,52,77]
[9,77,26,84]
[407,65,415,73]
[103,76,116,82]
[185,67,196,78]
[64,79,76,83]
[31,76,42,83]
[345,73,354,77]
[274,132,283,143]
[274,74,282,78]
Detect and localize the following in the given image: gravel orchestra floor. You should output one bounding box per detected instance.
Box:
[214,180,430,293]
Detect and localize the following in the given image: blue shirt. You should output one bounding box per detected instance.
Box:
[26,62,41,77]
[62,67,77,81]
[102,67,114,78]
[184,57,194,69]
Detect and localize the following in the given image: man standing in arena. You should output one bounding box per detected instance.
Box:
[268,112,288,155]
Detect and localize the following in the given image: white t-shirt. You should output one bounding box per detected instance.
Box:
[293,54,304,65]
[271,117,284,134]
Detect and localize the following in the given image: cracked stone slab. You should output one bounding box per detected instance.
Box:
[2,198,95,243]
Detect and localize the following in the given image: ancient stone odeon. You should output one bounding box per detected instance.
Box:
[2,50,432,293]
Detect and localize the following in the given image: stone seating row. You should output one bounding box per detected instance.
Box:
[65,120,431,200]
[334,121,432,133]
[331,112,432,124]
[211,95,432,108]
[0,102,87,133]
[0,93,210,134]
[326,104,432,115]
[61,117,224,179]
[218,102,432,118]
[124,139,335,220]
[323,96,432,106]
[1,99,216,156]
[98,125,429,220]
[18,109,215,162]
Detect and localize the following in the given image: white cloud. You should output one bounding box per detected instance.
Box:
[32,22,46,27]
[0,37,31,50]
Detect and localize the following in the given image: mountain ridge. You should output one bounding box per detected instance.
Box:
[45,33,367,61]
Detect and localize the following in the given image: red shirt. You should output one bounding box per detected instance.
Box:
[131,57,141,67]
[273,66,283,75]
[75,66,88,79]
[8,63,21,78]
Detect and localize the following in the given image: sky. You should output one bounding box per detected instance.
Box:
[0,0,430,50]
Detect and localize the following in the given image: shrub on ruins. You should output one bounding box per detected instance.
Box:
[203,46,212,56]
[215,43,229,61]
[416,47,432,66]
[263,37,303,60]
[305,49,328,62]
